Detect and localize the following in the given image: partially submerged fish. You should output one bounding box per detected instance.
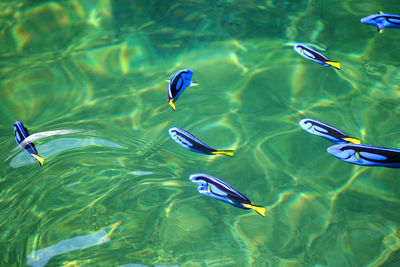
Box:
[14,121,44,166]
[327,143,400,168]
[167,69,198,111]
[294,43,340,70]
[299,118,360,144]
[168,127,234,156]
[361,12,400,32]
[189,173,265,216]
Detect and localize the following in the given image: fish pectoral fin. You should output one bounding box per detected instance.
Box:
[190,81,198,86]
[31,154,44,166]
[325,61,341,70]
[377,22,385,33]
[168,99,176,111]
[242,204,266,217]
[342,137,361,144]
[211,150,234,157]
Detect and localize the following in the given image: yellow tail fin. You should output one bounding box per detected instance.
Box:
[342,137,361,144]
[190,81,198,86]
[31,154,44,166]
[211,150,234,157]
[325,61,341,70]
[242,204,266,217]
[169,99,176,111]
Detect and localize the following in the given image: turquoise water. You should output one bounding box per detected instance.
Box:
[1,0,400,266]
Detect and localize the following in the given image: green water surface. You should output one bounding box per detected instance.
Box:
[1,0,400,266]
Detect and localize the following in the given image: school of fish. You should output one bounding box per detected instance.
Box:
[12,11,400,218]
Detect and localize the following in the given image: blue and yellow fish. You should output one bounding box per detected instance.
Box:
[361,12,400,32]
[299,118,360,144]
[14,121,44,166]
[168,127,234,156]
[167,69,198,111]
[327,143,400,168]
[294,43,340,70]
[189,173,265,216]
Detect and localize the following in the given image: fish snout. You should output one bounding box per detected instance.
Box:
[189,174,207,183]
[293,45,302,54]
[299,119,312,131]
[189,174,208,191]
[327,144,352,160]
[360,15,376,25]
[189,174,199,182]
[168,128,178,136]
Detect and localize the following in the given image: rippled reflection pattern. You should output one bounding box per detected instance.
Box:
[1,0,400,266]
[27,221,120,267]
[9,137,123,168]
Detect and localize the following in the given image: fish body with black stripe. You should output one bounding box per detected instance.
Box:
[294,43,340,70]
[167,69,197,111]
[299,118,360,144]
[168,127,234,156]
[361,12,400,32]
[189,173,265,216]
[327,143,400,168]
[13,121,44,166]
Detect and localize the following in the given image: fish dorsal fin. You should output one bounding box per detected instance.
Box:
[377,22,385,33]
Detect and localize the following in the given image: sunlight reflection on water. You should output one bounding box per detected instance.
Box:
[9,137,122,168]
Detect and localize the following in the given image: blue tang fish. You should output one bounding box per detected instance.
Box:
[299,118,360,144]
[168,127,234,156]
[294,43,340,70]
[361,12,400,32]
[189,173,265,216]
[327,143,400,168]
[14,121,44,166]
[167,69,198,111]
